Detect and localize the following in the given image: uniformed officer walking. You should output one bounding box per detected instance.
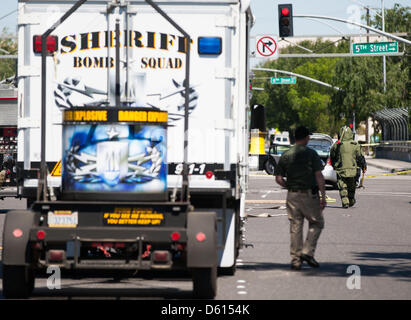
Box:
[275,126,326,270]
[330,126,367,208]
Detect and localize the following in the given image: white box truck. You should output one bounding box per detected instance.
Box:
[2,0,253,299]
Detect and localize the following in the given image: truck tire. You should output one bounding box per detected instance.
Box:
[264,158,276,175]
[192,266,217,299]
[2,265,35,299]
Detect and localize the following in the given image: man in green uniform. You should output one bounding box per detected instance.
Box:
[275,126,326,270]
[330,126,367,208]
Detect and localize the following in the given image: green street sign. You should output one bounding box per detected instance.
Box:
[271,77,297,84]
[352,42,398,55]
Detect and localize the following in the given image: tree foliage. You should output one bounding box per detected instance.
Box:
[251,4,410,138]
[251,39,349,137]
[0,27,17,81]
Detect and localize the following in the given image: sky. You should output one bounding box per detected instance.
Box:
[1,0,409,35]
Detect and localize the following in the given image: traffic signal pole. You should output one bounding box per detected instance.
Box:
[252,67,342,91]
[293,14,411,46]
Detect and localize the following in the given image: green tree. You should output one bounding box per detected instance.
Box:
[251,39,348,136]
[0,27,17,81]
[332,4,410,133]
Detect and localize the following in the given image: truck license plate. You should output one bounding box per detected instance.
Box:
[48,211,78,228]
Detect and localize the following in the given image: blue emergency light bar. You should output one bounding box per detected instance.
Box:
[198,37,222,55]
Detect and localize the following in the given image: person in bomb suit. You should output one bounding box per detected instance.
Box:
[330,126,367,208]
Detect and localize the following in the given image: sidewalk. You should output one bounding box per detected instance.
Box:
[365,156,411,173]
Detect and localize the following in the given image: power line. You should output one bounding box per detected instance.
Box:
[0,9,17,23]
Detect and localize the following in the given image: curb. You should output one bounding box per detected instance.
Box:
[366,162,411,175]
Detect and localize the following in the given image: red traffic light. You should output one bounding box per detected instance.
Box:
[278,4,294,37]
[349,123,353,129]
[281,8,290,16]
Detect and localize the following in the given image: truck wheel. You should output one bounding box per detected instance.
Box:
[264,158,276,175]
[2,265,34,299]
[192,266,217,299]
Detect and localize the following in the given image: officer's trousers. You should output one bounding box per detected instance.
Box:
[337,174,356,207]
[286,191,325,264]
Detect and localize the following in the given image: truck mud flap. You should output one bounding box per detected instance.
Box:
[2,210,36,266]
[187,211,217,268]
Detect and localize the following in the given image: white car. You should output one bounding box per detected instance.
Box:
[308,133,337,188]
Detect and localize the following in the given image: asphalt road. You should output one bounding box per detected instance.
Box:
[0,165,410,300]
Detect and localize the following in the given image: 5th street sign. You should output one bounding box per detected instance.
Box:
[352,42,398,55]
[271,77,296,84]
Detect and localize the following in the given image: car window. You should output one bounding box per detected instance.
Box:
[307,139,332,157]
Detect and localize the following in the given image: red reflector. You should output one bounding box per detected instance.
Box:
[48,250,64,262]
[36,230,46,240]
[281,8,290,16]
[33,35,58,54]
[13,228,23,238]
[171,232,181,241]
[205,171,213,179]
[153,251,170,262]
[196,232,206,242]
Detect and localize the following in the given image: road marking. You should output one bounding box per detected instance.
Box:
[236,280,248,295]
[246,199,286,204]
[359,191,411,197]
[365,170,411,178]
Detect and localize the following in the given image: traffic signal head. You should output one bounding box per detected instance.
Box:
[278,4,293,38]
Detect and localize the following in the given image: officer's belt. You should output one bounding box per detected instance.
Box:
[288,189,311,194]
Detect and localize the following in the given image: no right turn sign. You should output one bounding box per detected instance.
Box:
[255,35,279,59]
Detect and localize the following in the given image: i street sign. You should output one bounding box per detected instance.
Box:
[271,77,296,84]
[352,42,398,55]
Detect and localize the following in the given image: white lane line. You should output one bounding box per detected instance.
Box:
[236,279,248,295]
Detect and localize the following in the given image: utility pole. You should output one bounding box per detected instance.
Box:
[366,7,370,150]
[366,7,370,43]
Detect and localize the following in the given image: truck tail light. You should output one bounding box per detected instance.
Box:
[13,228,23,238]
[196,232,206,242]
[33,35,58,54]
[36,230,46,240]
[205,171,214,179]
[171,232,181,241]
